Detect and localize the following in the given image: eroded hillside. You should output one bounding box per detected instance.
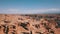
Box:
[0,14,60,34]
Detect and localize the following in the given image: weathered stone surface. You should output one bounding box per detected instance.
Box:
[0,14,60,34]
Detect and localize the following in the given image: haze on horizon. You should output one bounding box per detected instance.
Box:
[0,0,60,14]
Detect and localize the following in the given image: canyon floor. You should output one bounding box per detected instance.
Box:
[0,14,60,34]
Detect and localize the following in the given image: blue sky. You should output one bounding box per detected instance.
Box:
[0,0,60,14]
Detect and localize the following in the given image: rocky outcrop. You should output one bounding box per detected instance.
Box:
[0,14,60,34]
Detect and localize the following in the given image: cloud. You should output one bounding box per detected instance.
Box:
[0,8,60,14]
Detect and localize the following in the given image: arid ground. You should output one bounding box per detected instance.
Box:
[0,14,60,34]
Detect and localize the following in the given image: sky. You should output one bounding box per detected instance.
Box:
[0,0,60,14]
